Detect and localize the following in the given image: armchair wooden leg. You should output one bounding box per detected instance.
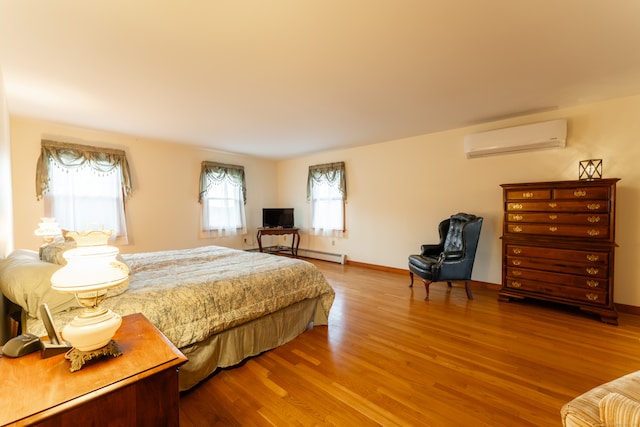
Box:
[423,279,432,301]
[409,271,414,287]
[464,281,473,300]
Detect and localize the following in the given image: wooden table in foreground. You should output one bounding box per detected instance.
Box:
[0,313,187,427]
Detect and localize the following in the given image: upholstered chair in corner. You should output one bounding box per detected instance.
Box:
[408,213,483,300]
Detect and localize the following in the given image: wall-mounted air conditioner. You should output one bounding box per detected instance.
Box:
[464,119,567,158]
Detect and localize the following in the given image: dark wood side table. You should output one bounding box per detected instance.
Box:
[256,227,300,256]
[0,313,187,427]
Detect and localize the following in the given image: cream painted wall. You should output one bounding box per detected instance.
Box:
[277,94,640,307]
[0,69,15,344]
[0,70,13,257]
[9,116,279,254]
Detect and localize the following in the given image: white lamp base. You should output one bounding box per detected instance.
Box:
[61,308,122,352]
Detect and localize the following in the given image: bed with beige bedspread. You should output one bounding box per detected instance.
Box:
[0,245,335,390]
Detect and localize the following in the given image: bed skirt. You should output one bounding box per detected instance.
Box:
[178,296,327,391]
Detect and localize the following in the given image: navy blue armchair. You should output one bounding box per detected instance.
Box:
[408,213,483,300]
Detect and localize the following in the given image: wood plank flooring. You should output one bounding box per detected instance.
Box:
[179,259,640,426]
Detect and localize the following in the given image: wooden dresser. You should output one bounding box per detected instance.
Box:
[0,313,187,426]
[499,179,620,324]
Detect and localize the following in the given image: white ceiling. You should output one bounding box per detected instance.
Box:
[1,1,640,159]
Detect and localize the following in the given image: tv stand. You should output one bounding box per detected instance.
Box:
[257,227,300,257]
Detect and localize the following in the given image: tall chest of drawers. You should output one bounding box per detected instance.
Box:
[499,179,620,324]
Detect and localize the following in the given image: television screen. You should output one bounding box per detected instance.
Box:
[262,208,294,228]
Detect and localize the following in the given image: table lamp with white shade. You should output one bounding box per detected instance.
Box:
[50,229,129,370]
[34,217,62,243]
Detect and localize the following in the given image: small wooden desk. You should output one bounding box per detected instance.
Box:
[256,227,300,257]
[0,313,187,427]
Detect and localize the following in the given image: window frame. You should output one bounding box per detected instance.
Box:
[307,161,347,235]
[35,140,133,244]
[198,161,247,237]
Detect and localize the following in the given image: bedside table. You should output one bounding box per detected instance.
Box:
[0,313,187,427]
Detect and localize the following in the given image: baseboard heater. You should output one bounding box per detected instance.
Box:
[297,248,346,264]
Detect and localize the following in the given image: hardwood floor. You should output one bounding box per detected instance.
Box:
[179,260,640,426]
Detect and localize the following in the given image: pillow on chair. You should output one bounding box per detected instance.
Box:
[600,392,640,426]
[443,214,473,252]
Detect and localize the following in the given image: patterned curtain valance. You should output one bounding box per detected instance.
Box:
[199,161,246,204]
[307,161,347,201]
[35,140,133,201]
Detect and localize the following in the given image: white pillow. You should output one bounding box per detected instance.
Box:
[0,250,79,319]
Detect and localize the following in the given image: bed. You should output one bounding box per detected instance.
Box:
[0,244,335,391]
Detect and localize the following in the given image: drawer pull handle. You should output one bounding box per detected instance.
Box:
[513,226,523,233]
[587,229,600,237]
[512,270,522,277]
[586,293,599,301]
[512,248,522,255]
[511,203,523,210]
[511,281,522,288]
[512,214,523,221]
[549,214,558,220]
[586,280,599,288]
[574,190,587,197]
[548,202,557,208]
[522,192,534,198]
[586,254,600,262]
[588,216,600,223]
[512,260,522,266]
[549,226,558,232]
[586,267,599,275]
[587,203,601,210]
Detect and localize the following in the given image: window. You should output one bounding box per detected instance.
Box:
[35,140,133,243]
[199,161,247,236]
[307,162,346,235]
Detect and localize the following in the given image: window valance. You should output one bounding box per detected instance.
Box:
[199,161,246,204]
[307,162,347,201]
[35,140,133,201]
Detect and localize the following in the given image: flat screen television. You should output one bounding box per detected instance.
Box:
[262,208,294,228]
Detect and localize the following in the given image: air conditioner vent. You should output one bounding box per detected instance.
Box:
[464,119,567,158]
